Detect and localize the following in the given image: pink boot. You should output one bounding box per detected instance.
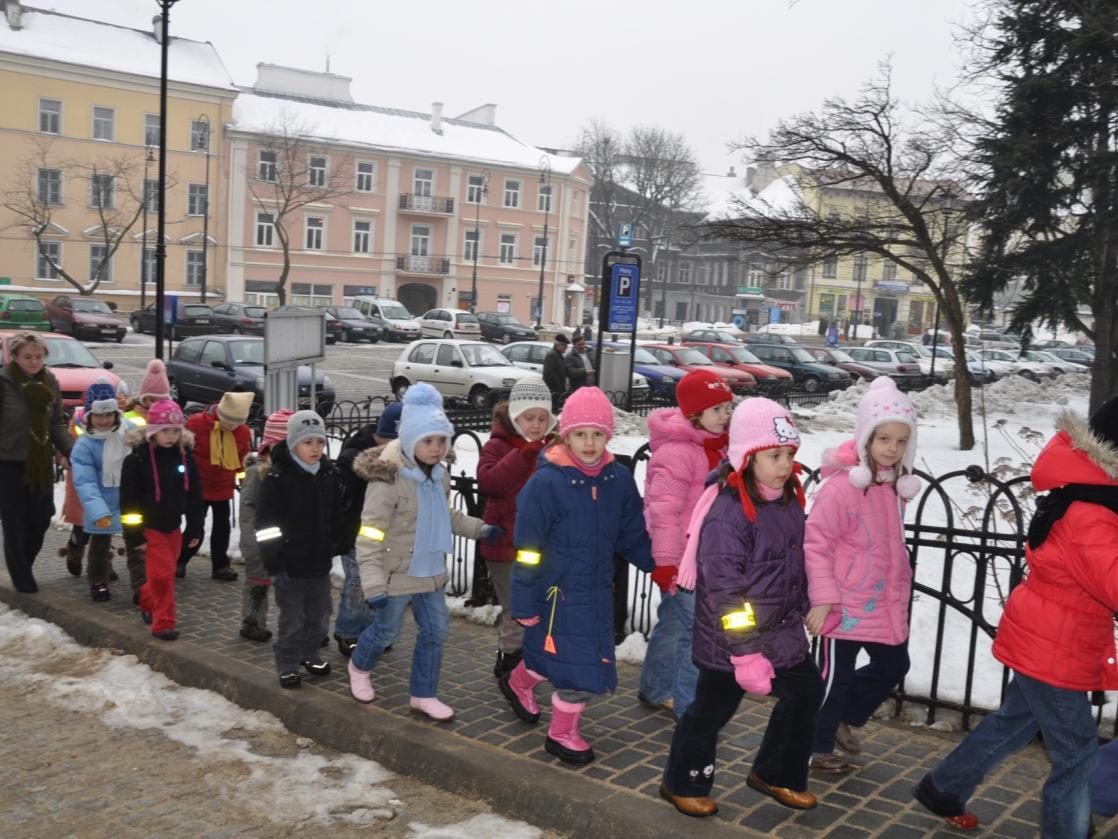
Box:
[347,660,375,703]
[500,661,545,724]
[409,696,455,722]
[545,693,595,765]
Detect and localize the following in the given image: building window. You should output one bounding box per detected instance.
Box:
[749,263,764,285]
[305,217,324,250]
[775,270,792,290]
[190,119,210,152]
[532,236,548,267]
[144,113,160,147]
[90,173,114,209]
[308,156,327,187]
[39,98,61,134]
[882,261,897,281]
[822,255,837,279]
[92,106,114,141]
[143,178,160,213]
[537,184,553,213]
[356,161,375,192]
[794,267,807,290]
[245,291,278,308]
[187,183,208,217]
[467,174,487,204]
[656,262,668,282]
[496,294,512,314]
[37,168,62,205]
[258,150,277,182]
[569,190,579,216]
[413,168,433,197]
[503,180,520,208]
[410,225,430,256]
[464,230,479,262]
[291,282,333,306]
[142,248,157,284]
[353,220,372,253]
[255,212,274,247]
[90,244,112,284]
[678,261,692,284]
[852,254,867,282]
[499,233,516,264]
[37,241,61,279]
[185,250,205,286]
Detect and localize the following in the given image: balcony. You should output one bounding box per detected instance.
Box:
[398,193,454,215]
[397,255,450,275]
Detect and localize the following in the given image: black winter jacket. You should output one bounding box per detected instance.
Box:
[334,423,379,554]
[120,429,204,549]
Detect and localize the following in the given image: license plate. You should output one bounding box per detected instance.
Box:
[196,319,210,324]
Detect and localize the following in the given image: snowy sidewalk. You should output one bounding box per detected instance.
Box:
[1,527,1072,839]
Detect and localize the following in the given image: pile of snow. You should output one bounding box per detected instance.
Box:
[409,815,541,839]
[445,595,501,627]
[613,405,649,436]
[615,631,649,665]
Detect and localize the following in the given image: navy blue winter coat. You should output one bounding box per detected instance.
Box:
[692,486,810,673]
[512,446,653,694]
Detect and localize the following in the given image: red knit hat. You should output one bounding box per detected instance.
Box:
[676,369,733,417]
[259,408,294,453]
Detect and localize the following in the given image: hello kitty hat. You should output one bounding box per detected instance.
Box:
[727,397,801,471]
[851,377,919,498]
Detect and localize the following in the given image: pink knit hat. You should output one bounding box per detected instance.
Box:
[559,387,615,440]
[727,397,801,471]
[144,398,185,439]
[139,359,171,403]
[850,377,919,497]
[259,408,294,453]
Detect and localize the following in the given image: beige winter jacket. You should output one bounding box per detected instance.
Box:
[353,439,483,598]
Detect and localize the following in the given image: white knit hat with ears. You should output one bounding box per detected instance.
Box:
[507,376,556,437]
[850,377,920,499]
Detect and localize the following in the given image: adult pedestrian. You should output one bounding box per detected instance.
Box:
[0,332,73,592]
[565,334,595,392]
[542,334,569,411]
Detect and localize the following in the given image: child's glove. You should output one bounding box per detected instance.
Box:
[730,653,775,695]
[480,525,505,544]
[520,440,546,462]
[650,565,678,594]
[365,593,389,611]
[94,516,112,529]
[514,615,540,627]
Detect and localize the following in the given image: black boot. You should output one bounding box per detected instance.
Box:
[493,649,523,678]
[335,634,357,657]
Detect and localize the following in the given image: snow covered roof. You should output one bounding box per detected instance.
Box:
[0,6,235,91]
[231,90,584,176]
[702,170,802,220]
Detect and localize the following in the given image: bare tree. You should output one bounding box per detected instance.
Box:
[245,113,354,305]
[2,141,151,295]
[711,66,979,450]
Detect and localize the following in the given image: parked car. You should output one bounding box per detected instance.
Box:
[1031,350,1082,375]
[418,308,481,339]
[130,302,219,339]
[477,311,539,344]
[349,296,422,342]
[325,305,383,343]
[47,296,127,342]
[642,343,757,394]
[980,348,1048,381]
[741,331,800,345]
[500,340,650,399]
[0,294,50,331]
[391,339,535,408]
[166,336,334,417]
[924,346,994,383]
[1047,347,1093,367]
[807,347,885,381]
[865,339,953,382]
[0,331,120,407]
[271,305,340,345]
[1029,339,1072,350]
[683,342,795,389]
[845,347,924,382]
[590,341,686,399]
[209,302,267,335]
[745,343,853,392]
[682,328,745,345]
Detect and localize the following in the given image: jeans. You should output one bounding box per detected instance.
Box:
[926,671,1098,837]
[334,549,374,639]
[272,573,332,674]
[814,637,910,753]
[639,589,699,714]
[351,588,449,698]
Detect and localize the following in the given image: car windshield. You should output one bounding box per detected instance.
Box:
[461,344,509,367]
[728,347,763,364]
[456,313,479,324]
[227,340,264,365]
[632,347,659,364]
[897,352,919,363]
[789,348,817,363]
[381,304,412,321]
[334,307,364,319]
[932,347,955,359]
[965,351,982,363]
[1023,351,1046,361]
[496,314,521,325]
[716,332,740,343]
[676,349,713,365]
[71,299,113,314]
[183,305,211,317]
[44,337,100,367]
[243,306,266,318]
[829,349,856,363]
[9,300,44,312]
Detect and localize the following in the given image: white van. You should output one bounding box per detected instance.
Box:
[349,296,422,342]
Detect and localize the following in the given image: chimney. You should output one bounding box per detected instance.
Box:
[152,14,163,44]
[727,165,737,178]
[4,1,23,30]
[430,102,443,135]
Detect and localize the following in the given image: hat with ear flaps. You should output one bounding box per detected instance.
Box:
[850,377,920,499]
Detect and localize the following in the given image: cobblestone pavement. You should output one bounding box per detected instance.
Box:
[7,525,1114,838]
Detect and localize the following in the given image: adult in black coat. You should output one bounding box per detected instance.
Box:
[542,334,570,410]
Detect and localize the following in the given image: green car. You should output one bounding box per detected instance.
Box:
[0,294,50,331]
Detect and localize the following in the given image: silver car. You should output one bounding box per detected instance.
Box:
[391,339,535,409]
[846,347,924,381]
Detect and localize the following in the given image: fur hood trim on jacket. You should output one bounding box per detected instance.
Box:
[1058,409,1118,481]
[352,438,457,483]
[125,427,194,450]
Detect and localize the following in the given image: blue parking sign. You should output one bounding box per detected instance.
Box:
[617,223,633,248]
[607,263,640,332]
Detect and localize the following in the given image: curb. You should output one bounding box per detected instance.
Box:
[1,586,755,839]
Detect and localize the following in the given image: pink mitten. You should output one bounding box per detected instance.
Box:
[730,653,775,695]
[515,615,540,627]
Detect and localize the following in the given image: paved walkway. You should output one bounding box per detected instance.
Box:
[3,527,1105,838]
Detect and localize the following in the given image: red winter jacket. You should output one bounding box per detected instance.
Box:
[992,410,1118,691]
[477,417,545,563]
[186,405,252,502]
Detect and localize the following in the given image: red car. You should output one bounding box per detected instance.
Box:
[0,331,121,407]
[642,343,756,394]
[683,342,795,390]
[46,295,127,342]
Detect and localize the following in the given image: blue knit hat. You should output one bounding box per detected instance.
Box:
[84,378,119,415]
[399,383,453,464]
[375,402,403,440]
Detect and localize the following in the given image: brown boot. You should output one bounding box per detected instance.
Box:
[86,535,113,590]
[810,751,854,774]
[59,541,84,577]
[834,721,862,755]
[747,772,817,810]
[660,782,718,817]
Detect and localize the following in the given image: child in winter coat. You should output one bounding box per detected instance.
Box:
[660,398,822,818]
[346,383,497,721]
[70,381,132,602]
[804,377,920,774]
[237,409,293,643]
[504,386,654,766]
[255,410,342,689]
[121,400,203,641]
[914,397,1118,835]
[178,390,254,581]
[640,369,733,717]
[478,376,556,685]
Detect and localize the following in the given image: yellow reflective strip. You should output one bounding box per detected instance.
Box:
[516,550,541,566]
[235,471,246,481]
[359,525,386,542]
[721,603,756,631]
[255,526,282,542]
[121,513,143,525]
[74,425,84,436]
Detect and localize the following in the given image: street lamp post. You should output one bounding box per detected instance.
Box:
[153,0,179,360]
[468,170,489,313]
[194,113,211,303]
[535,156,551,330]
[140,146,154,310]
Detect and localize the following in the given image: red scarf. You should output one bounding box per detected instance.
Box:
[505,434,547,473]
[702,432,729,470]
[725,458,806,522]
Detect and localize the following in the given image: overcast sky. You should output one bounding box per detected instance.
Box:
[38,0,977,173]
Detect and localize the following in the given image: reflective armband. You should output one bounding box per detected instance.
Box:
[516,549,541,566]
[359,525,386,542]
[235,471,246,482]
[121,513,143,526]
[721,602,756,631]
[255,526,283,542]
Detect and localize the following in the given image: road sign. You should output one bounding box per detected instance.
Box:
[607,263,640,332]
[617,223,633,248]
[162,293,178,326]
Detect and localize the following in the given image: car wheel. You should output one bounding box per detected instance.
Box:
[115,334,125,344]
[393,378,410,400]
[168,380,186,408]
[1022,370,1039,382]
[444,331,454,339]
[341,329,351,343]
[369,336,379,344]
[469,386,490,410]
[802,376,821,393]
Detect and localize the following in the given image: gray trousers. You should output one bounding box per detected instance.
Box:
[485,559,525,654]
[240,549,271,629]
[272,574,332,674]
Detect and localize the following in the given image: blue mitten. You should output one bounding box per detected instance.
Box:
[480,525,506,544]
[365,593,389,611]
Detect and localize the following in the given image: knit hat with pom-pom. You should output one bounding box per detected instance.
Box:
[399,383,453,464]
[850,377,919,499]
[727,397,800,471]
[558,386,615,441]
[139,359,171,402]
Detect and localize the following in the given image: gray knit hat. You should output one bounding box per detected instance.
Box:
[508,376,556,435]
[287,409,327,449]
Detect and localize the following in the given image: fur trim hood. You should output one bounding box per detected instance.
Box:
[352,437,457,483]
[125,427,194,450]
[1054,409,1118,482]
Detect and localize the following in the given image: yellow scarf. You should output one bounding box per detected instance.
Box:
[209,422,241,470]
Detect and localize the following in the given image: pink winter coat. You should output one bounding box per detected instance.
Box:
[643,408,727,567]
[804,439,913,645]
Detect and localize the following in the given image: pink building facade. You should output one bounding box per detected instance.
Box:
[225,65,591,326]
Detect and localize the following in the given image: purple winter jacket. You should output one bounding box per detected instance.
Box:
[692,486,811,672]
